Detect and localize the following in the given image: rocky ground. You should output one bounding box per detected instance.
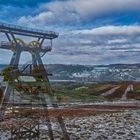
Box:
[50,110,140,140]
[0,110,140,140]
[66,110,140,140]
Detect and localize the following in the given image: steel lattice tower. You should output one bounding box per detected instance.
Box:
[0,22,70,140]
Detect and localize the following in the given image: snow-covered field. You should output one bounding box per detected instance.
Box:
[0,110,140,140]
[65,110,140,140]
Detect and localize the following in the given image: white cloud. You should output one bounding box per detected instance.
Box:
[1,23,140,65]
[72,25,140,35]
[18,0,140,26]
[41,0,140,19]
[45,24,140,64]
[18,11,55,26]
[108,39,127,44]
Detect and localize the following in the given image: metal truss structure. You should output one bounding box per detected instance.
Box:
[0,22,70,140]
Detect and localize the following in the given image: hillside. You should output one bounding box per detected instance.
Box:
[52,81,140,102]
[1,63,140,82]
[46,63,140,82]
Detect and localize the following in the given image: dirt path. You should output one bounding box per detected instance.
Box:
[48,102,140,117]
[8,102,139,118]
[101,86,120,97]
[121,84,133,100]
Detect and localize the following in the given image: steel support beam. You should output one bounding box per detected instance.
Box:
[34,52,70,140]
[10,51,17,65]
[32,53,37,67]
[39,37,45,48]
[5,33,12,42]
[10,32,17,44]
[9,50,21,70]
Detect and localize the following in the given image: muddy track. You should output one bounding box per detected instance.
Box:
[9,102,140,118]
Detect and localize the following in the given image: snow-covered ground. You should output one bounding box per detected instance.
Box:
[63,110,140,140]
[0,110,140,140]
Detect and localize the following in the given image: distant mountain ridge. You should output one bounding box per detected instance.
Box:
[46,63,140,82]
[1,63,140,82]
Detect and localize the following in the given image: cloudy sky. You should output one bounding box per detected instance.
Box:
[0,0,140,65]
